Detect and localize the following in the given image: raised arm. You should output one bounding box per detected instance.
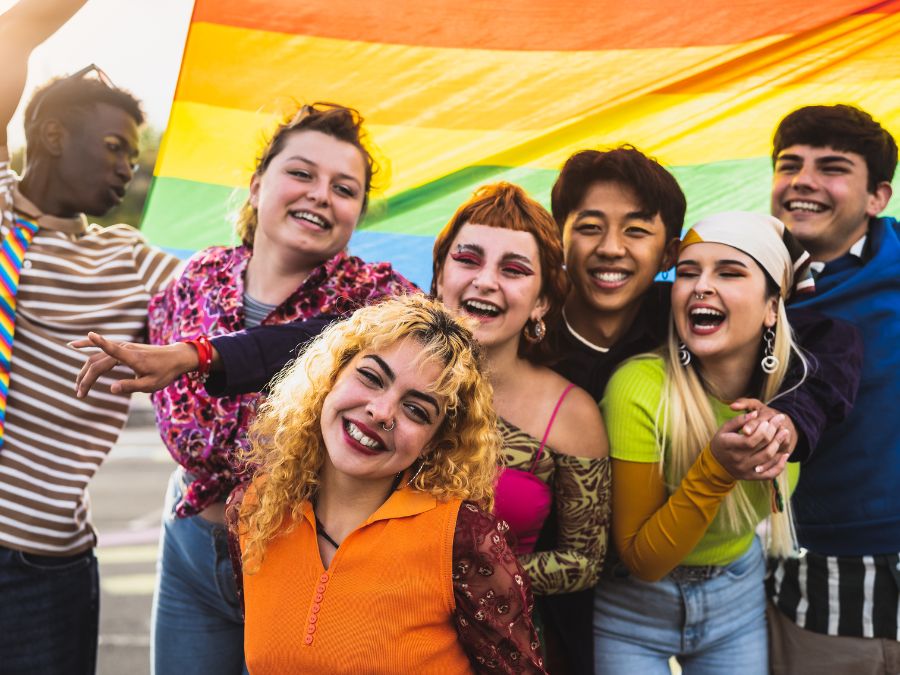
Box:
[0,0,87,144]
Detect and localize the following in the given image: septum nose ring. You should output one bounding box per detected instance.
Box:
[381,420,395,432]
[694,291,707,300]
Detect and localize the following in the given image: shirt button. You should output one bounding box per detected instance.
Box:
[23,260,32,269]
[315,593,323,602]
[304,635,313,645]
[320,573,329,583]
[307,624,316,634]
[308,614,317,624]
[311,603,320,613]
[316,584,326,594]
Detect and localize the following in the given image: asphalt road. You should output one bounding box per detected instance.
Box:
[91,408,172,675]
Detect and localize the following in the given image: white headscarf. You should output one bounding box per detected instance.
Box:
[680,211,813,298]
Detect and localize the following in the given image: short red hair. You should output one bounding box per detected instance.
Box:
[431,182,568,363]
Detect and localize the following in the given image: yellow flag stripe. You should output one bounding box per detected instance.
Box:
[158,80,900,192]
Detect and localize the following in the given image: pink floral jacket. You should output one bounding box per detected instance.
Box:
[148,245,416,516]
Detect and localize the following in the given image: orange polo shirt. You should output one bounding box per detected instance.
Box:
[241,486,473,675]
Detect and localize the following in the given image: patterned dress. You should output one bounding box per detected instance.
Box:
[498,418,610,595]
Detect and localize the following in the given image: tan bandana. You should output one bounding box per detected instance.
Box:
[680,211,813,299]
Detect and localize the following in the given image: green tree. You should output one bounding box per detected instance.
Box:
[9,125,161,230]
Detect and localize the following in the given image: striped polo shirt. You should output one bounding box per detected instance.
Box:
[0,158,180,555]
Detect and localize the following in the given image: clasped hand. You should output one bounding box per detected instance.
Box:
[709,398,797,481]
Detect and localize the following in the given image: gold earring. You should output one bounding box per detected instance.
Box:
[523,317,546,343]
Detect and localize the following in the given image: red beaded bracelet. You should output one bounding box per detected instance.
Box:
[182,336,213,383]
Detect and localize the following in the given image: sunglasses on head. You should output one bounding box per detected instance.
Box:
[29,63,115,124]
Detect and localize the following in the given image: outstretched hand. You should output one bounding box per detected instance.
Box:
[72,332,199,397]
[710,400,794,481]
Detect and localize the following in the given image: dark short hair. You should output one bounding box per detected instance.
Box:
[551,145,686,240]
[772,105,897,191]
[237,102,377,247]
[431,182,568,364]
[23,74,144,150]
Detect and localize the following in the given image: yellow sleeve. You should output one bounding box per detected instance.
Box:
[612,446,736,582]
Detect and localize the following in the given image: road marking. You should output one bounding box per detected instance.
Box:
[102,573,157,596]
[98,634,151,647]
[128,507,164,530]
[97,526,160,547]
[96,544,158,565]
[107,446,171,461]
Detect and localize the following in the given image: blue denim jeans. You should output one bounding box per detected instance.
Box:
[594,537,768,675]
[151,468,248,675]
[0,543,99,674]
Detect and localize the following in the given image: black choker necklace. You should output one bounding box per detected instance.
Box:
[313,472,406,550]
[315,516,341,549]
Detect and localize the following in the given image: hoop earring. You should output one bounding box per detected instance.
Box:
[761,327,779,374]
[405,458,427,488]
[678,341,691,367]
[523,317,546,343]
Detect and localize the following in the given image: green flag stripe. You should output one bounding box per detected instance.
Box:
[142,156,898,250]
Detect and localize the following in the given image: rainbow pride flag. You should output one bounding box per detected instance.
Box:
[144,0,900,288]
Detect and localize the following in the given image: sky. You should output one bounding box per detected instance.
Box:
[1,0,194,149]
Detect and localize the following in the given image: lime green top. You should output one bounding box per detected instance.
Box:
[602,355,799,567]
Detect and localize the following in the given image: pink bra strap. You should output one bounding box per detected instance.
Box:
[530,383,576,473]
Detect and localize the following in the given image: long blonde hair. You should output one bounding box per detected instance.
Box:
[660,296,805,557]
[237,295,501,572]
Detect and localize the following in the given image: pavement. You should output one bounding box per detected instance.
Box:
[92,393,171,675]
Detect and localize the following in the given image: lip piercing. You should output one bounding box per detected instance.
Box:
[381,420,395,432]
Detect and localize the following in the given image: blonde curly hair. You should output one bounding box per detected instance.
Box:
[237,294,500,572]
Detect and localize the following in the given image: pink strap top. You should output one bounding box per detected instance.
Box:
[494,384,576,555]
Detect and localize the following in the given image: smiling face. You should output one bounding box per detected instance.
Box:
[249,130,366,264]
[56,102,140,217]
[673,242,777,373]
[435,223,548,352]
[563,181,678,322]
[771,145,889,263]
[320,338,446,486]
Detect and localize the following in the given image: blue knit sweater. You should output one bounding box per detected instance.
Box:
[792,216,900,555]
